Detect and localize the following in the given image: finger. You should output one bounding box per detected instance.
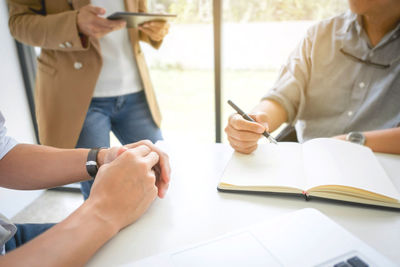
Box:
[125,141,171,182]
[147,169,157,185]
[143,151,160,168]
[229,114,265,133]
[230,142,258,154]
[156,178,169,198]
[116,147,128,157]
[124,140,153,150]
[95,17,126,30]
[225,124,261,142]
[155,165,169,198]
[139,27,163,41]
[86,5,106,16]
[130,145,152,157]
[227,136,258,150]
[141,21,166,30]
[139,23,169,38]
[251,113,270,132]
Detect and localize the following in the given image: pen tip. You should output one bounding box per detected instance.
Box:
[269,137,278,144]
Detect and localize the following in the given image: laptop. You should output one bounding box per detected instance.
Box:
[129,208,396,267]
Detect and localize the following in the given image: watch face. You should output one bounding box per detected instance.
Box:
[346,132,365,145]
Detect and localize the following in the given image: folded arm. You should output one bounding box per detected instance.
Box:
[0,145,164,266]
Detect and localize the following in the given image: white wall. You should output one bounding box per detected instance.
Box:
[0,1,43,218]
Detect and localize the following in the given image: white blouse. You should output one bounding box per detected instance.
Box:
[91,0,143,97]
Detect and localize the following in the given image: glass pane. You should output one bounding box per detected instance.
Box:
[222,0,348,142]
[143,0,215,143]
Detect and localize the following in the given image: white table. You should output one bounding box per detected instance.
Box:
[87,143,400,266]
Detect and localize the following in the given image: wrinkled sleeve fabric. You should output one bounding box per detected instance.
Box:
[7,0,87,51]
[262,27,315,125]
[0,112,18,254]
[0,112,18,160]
[0,214,17,255]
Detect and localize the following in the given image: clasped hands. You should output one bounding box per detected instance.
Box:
[77,5,169,41]
[87,140,171,231]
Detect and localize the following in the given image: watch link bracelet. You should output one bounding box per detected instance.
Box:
[346,131,366,145]
[86,148,102,179]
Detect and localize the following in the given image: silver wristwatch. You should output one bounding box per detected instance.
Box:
[346,131,366,145]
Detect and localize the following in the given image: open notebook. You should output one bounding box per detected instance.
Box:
[218,138,400,209]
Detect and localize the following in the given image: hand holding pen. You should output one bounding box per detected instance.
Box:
[225,100,278,154]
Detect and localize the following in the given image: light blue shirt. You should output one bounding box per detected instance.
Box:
[264,11,400,142]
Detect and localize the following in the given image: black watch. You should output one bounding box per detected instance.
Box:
[86,148,102,179]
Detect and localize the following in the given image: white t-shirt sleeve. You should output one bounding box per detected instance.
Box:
[0,112,18,160]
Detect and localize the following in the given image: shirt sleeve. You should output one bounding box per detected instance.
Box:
[0,112,18,160]
[0,214,17,254]
[262,28,314,125]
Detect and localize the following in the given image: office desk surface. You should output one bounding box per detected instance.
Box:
[87,143,400,266]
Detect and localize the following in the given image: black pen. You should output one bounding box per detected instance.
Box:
[228,100,278,144]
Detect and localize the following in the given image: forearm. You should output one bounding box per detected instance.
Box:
[363,128,400,154]
[0,144,91,190]
[0,201,117,267]
[336,127,400,154]
[251,99,288,132]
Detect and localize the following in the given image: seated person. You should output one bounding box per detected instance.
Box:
[225,0,400,154]
[0,111,170,266]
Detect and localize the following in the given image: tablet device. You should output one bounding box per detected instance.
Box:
[107,12,177,28]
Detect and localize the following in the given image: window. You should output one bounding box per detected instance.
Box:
[221,0,348,142]
[143,0,215,143]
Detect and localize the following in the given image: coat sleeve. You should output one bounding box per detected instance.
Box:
[7,0,89,51]
[137,0,163,49]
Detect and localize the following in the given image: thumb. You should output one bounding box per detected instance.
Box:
[250,113,270,132]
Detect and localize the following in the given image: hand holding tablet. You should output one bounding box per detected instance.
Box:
[107,12,177,28]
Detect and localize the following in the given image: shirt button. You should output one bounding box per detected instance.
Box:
[74,62,83,70]
[59,43,66,49]
[359,82,365,88]
[65,42,72,48]
[347,111,353,117]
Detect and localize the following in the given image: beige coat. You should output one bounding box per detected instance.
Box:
[7,0,162,148]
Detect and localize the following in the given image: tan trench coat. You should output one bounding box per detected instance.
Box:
[7,0,162,148]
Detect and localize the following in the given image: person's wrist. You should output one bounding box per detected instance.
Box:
[97,148,107,166]
[346,131,366,145]
[80,200,120,236]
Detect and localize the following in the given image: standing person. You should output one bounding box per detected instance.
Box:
[225,0,400,155]
[7,0,170,199]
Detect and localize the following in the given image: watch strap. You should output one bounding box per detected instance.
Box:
[86,148,101,178]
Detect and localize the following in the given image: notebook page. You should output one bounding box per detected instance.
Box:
[220,142,306,190]
[303,138,400,200]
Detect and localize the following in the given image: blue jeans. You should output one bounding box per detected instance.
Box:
[77,91,163,200]
[5,223,54,253]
